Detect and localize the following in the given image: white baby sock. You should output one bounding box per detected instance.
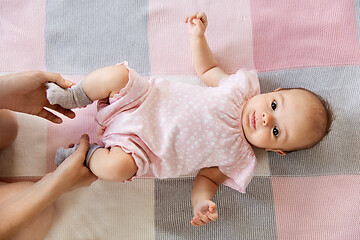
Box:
[55,144,101,168]
[46,81,93,109]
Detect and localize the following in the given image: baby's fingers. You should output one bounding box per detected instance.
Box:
[191,216,206,227]
[185,12,199,23]
[207,211,218,222]
[198,212,214,224]
[196,12,208,27]
[209,203,217,214]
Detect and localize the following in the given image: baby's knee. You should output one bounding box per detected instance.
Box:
[106,65,129,97]
[82,65,129,100]
[0,110,18,150]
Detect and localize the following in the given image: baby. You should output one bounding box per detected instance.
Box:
[47,12,332,227]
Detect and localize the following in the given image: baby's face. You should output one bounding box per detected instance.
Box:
[241,89,325,155]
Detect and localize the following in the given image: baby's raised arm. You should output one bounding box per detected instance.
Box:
[191,167,228,227]
[185,12,229,87]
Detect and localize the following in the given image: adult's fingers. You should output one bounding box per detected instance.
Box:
[84,173,98,186]
[37,108,63,124]
[73,134,90,159]
[45,103,76,119]
[45,72,74,88]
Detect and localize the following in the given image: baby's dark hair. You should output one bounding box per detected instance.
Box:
[280,87,334,151]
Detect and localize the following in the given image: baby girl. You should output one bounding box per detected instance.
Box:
[47,12,332,227]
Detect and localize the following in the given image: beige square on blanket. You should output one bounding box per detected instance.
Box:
[45,179,155,240]
[0,113,47,177]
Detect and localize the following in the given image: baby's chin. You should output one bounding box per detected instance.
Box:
[241,109,250,133]
[242,129,256,147]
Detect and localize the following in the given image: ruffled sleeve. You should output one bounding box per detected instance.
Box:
[219,69,260,100]
[219,147,257,193]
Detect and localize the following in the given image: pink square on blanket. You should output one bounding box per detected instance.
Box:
[272,176,360,240]
[148,0,254,75]
[251,0,360,71]
[0,0,46,71]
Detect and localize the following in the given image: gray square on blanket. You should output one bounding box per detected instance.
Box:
[155,177,277,240]
[45,0,150,75]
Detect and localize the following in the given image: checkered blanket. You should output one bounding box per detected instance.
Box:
[1,1,360,239]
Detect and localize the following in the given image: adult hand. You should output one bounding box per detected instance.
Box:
[0,134,97,240]
[52,134,98,191]
[0,71,75,123]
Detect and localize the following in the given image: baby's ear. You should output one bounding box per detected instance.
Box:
[266,148,286,156]
[273,88,282,92]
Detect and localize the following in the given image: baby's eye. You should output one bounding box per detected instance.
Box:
[273,126,279,137]
[271,100,277,111]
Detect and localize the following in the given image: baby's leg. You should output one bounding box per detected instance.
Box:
[55,145,137,181]
[47,65,129,109]
[88,146,138,182]
[81,64,129,100]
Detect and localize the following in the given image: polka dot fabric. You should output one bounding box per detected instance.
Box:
[95,62,260,193]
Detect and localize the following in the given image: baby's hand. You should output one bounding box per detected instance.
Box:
[185,12,208,37]
[191,200,218,227]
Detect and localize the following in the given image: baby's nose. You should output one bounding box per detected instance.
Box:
[262,112,273,126]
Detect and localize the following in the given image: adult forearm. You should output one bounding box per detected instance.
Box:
[0,174,66,239]
[0,74,10,109]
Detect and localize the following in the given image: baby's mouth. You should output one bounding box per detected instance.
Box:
[251,112,256,129]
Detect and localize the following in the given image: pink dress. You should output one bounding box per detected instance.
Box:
[95,62,260,193]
